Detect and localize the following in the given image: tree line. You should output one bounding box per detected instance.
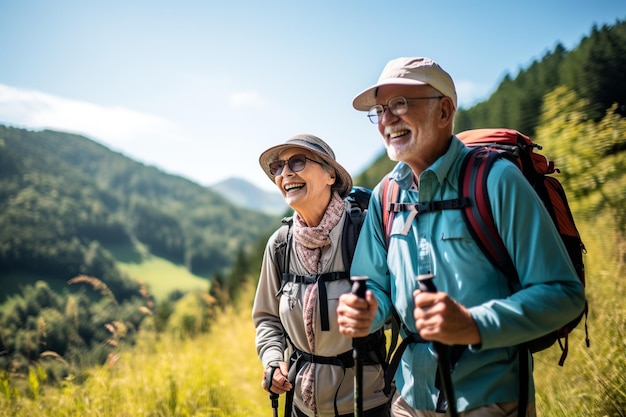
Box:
[355,19,626,197]
[454,19,626,136]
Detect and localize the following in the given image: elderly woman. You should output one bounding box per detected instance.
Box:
[252,134,390,417]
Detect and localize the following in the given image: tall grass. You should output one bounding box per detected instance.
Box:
[0,284,270,417]
[534,212,626,416]
[1,216,623,416]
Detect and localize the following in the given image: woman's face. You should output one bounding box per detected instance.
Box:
[273,148,336,214]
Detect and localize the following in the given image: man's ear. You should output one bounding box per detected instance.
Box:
[439,97,455,125]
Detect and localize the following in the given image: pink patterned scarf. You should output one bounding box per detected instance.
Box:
[292,191,344,411]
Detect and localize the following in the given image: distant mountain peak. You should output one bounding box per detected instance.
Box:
[210,177,288,215]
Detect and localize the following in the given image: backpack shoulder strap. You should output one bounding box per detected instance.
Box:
[272,216,294,294]
[380,175,400,248]
[274,216,292,248]
[460,147,517,280]
[342,201,366,271]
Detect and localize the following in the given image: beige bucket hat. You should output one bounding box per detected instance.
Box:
[259,134,353,198]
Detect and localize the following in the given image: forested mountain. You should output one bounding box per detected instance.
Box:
[455,20,626,136]
[0,125,280,302]
[355,19,626,190]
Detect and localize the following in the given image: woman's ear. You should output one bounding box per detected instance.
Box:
[324,167,337,187]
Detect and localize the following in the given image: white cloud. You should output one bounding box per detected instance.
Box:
[0,83,279,191]
[0,84,178,147]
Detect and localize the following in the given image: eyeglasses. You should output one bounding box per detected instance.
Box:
[269,154,323,176]
[367,96,443,124]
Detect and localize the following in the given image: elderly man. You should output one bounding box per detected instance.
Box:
[337,57,585,417]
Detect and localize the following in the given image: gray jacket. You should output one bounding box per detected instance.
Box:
[252,205,389,416]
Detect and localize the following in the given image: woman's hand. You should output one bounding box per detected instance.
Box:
[262,361,292,394]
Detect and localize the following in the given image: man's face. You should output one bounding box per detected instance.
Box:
[374,84,442,164]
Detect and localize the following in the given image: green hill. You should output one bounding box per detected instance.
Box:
[0,125,280,303]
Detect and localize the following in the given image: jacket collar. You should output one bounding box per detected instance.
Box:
[387,136,466,191]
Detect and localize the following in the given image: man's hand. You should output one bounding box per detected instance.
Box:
[337,290,378,338]
[413,290,481,345]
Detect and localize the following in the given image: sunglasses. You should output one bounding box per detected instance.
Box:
[269,154,323,176]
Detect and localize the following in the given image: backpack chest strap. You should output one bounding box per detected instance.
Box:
[281,271,350,331]
[388,198,470,213]
[389,198,470,236]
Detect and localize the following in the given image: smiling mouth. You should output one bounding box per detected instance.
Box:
[284,183,305,193]
[389,129,410,139]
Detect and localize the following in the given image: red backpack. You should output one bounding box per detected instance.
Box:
[381,128,589,365]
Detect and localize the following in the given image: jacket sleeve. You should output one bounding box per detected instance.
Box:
[350,181,394,332]
[252,230,287,368]
[469,159,586,350]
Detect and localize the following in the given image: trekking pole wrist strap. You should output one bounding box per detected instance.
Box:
[265,365,279,391]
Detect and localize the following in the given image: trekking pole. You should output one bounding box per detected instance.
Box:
[351,275,369,417]
[265,366,280,417]
[417,238,458,417]
[417,274,458,417]
[269,392,279,417]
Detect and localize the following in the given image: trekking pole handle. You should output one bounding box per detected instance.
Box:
[351,276,368,417]
[417,273,437,293]
[351,275,369,299]
[266,366,280,417]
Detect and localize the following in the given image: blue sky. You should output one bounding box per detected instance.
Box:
[1,1,624,191]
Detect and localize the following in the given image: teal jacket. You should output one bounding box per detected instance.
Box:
[351,136,585,412]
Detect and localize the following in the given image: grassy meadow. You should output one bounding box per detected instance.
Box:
[0,283,271,417]
[1,215,624,416]
[107,242,211,301]
[117,255,210,301]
